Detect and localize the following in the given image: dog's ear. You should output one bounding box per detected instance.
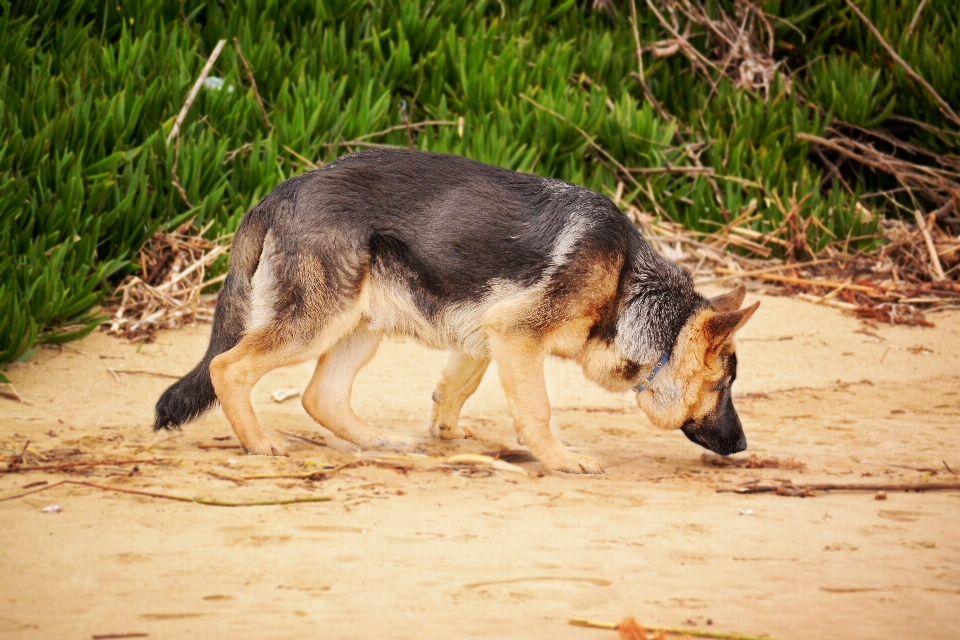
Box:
[708,286,747,312]
[705,300,759,346]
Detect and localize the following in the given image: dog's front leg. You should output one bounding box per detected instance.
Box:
[486,330,603,474]
[430,352,490,440]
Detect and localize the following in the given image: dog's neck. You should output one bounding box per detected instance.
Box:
[613,254,705,367]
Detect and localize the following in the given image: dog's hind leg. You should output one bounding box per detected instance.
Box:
[209,335,303,456]
[429,352,490,440]
[302,327,401,447]
[486,330,603,474]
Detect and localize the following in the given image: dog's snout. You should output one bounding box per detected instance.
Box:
[679,398,748,456]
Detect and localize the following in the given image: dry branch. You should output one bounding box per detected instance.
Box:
[170,135,192,208]
[569,617,778,640]
[629,0,670,122]
[0,479,331,506]
[860,459,943,473]
[108,369,181,379]
[797,131,960,208]
[0,383,24,403]
[905,0,928,40]
[914,210,946,280]
[276,429,329,448]
[701,452,805,469]
[3,458,169,474]
[643,0,784,97]
[239,467,344,480]
[843,0,960,129]
[166,39,227,143]
[323,120,459,149]
[715,270,887,294]
[721,481,960,495]
[233,37,272,131]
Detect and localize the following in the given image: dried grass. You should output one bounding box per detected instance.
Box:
[101,223,227,341]
[629,0,959,326]
[623,201,959,326]
[642,0,784,98]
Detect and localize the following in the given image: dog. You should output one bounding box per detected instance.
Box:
[155,149,758,474]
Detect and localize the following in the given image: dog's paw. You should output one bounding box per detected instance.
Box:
[244,436,289,457]
[429,422,474,440]
[541,453,603,475]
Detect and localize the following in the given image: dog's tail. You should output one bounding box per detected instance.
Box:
[154,209,272,431]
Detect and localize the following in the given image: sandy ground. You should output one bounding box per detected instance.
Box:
[1,290,959,640]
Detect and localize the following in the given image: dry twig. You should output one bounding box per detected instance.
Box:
[569,617,777,640]
[914,209,946,280]
[701,452,805,469]
[720,480,960,495]
[0,383,24,403]
[3,458,169,474]
[171,134,192,208]
[166,39,227,143]
[843,0,960,128]
[233,37,272,130]
[905,0,928,40]
[276,429,329,448]
[0,479,331,506]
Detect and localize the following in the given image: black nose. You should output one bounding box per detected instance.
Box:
[680,422,747,456]
[704,432,747,456]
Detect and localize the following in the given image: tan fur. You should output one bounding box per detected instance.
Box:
[301,327,391,445]
[211,294,373,455]
[486,328,603,474]
[209,339,296,456]
[482,257,622,473]
[430,352,490,439]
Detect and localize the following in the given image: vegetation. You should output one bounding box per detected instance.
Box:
[2,0,958,362]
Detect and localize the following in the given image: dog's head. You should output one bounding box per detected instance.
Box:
[635,286,758,456]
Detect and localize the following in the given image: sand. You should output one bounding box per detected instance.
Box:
[1,291,959,639]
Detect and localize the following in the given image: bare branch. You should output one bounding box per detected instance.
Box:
[166,39,227,144]
[844,0,960,129]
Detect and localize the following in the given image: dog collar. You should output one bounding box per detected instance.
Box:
[632,349,671,393]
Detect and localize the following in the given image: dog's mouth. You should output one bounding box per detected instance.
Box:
[680,420,747,456]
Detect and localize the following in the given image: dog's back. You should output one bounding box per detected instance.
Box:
[244,149,669,353]
[276,149,638,301]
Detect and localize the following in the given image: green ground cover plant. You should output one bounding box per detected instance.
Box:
[2,0,957,363]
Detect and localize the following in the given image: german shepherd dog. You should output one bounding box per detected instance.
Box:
[155,149,758,474]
